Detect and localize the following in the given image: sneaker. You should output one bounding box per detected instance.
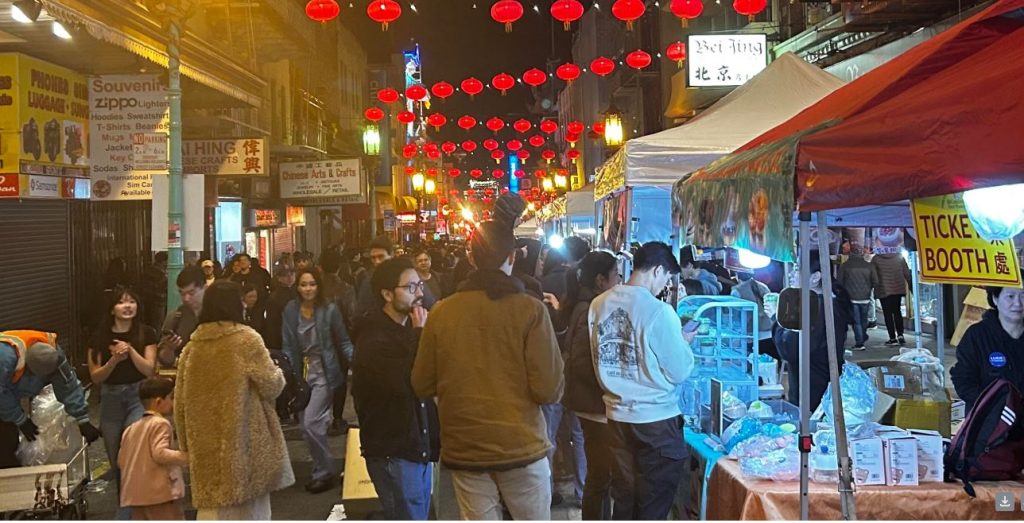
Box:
[898,336,906,345]
[852,345,866,351]
[884,339,899,346]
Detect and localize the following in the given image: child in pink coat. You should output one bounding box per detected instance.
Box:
[118,377,189,520]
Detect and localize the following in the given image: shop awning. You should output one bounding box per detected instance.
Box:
[395,196,419,214]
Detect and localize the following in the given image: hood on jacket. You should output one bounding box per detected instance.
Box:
[458,269,525,300]
[188,321,250,343]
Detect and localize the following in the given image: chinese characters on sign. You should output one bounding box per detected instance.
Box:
[182,138,266,176]
[687,34,768,88]
[279,159,366,204]
[912,193,1022,287]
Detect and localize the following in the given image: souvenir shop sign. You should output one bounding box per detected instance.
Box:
[674,135,798,263]
[0,53,89,178]
[279,159,366,204]
[183,138,266,176]
[912,193,1021,287]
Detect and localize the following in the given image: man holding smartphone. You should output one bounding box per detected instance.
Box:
[158,266,206,367]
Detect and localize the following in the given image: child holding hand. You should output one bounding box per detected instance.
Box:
[118,377,189,520]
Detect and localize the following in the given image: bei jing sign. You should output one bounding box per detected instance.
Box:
[687,34,768,87]
[911,193,1021,287]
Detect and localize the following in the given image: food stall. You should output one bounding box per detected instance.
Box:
[672,1,1024,518]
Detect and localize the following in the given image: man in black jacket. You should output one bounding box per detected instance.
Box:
[351,257,439,520]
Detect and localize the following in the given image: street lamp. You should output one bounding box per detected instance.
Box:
[603,104,624,148]
[362,124,381,238]
[411,172,425,192]
[554,173,568,189]
[542,178,555,192]
[424,178,436,196]
[362,125,381,156]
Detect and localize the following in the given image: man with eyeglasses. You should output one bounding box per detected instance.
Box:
[351,257,438,520]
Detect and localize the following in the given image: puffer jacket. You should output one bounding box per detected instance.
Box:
[561,289,605,417]
[838,255,877,301]
[871,254,911,298]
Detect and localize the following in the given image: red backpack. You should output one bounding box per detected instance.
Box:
[944,379,1024,496]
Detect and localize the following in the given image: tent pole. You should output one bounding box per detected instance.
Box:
[937,285,946,384]
[910,250,924,350]
[799,213,811,521]
[816,212,857,520]
[623,188,634,280]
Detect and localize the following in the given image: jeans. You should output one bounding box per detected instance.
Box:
[851,302,871,346]
[450,457,551,520]
[608,416,688,520]
[579,418,615,520]
[301,356,336,482]
[880,295,905,339]
[541,403,587,498]
[365,457,432,520]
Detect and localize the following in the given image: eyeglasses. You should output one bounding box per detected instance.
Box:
[396,281,426,294]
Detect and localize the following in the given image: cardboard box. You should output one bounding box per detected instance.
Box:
[850,437,886,486]
[342,428,381,517]
[861,361,925,399]
[880,432,920,486]
[892,389,953,438]
[951,399,966,422]
[952,287,990,346]
[910,429,945,483]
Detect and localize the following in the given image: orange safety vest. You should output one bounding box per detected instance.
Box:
[0,330,57,384]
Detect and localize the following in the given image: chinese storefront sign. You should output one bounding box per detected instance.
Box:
[183,138,266,176]
[89,74,169,200]
[912,193,1022,287]
[687,34,768,88]
[286,205,306,226]
[0,53,89,184]
[251,208,283,227]
[279,159,366,204]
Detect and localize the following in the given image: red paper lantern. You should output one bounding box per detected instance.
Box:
[590,57,615,77]
[492,169,506,179]
[448,168,462,178]
[491,150,506,163]
[461,140,478,152]
[522,68,547,87]
[364,107,385,122]
[491,0,524,32]
[491,73,516,95]
[376,87,400,104]
[666,41,687,68]
[305,0,340,23]
[670,0,703,27]
[442,141,457,155]
[626,50,652,70]
[517,150,531,161]
[485,117,506,133]
[397,111,416,124]
[539,120,558,135]
[424,142,439,153]
[483,139,500,151]
[402,143,418,158]
[556,63,581,83]
[515,169,527,178]
[431,81,455,100]
[461,77,484,98]
[733,0,767,21]
[566,121,585,135]
[567,149,581,163]
[426,113,447,130]
[457,115,477,130]
[528,135,545,148]
[405,84,427,102]
[366,0,401,30]
[513,119,532,133]
[592,121,606,135]
[542,150,556,162]
[534,169,547,178]
[404,166,416,175]
[427,150,441,160]
[506,139,523,152]
[566,132,581,146]
[611,0,645,31]
[470,169,484,179]
[427,167,440,177]
[550,0,584,30]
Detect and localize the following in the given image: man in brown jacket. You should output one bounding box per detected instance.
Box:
[412,195,564,520]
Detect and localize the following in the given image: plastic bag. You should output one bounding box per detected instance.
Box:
[729,433,797,460]
[722,391,747,419]
[820,363,878,428]
[16,385,77,466]
[722,417,761,452]
[739,447,801,481]
[747,400,775,419]
[892,348,945,396]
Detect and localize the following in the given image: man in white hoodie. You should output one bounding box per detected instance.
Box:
[589,242,696,519]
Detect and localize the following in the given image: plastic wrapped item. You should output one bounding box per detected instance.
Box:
[722,417,762,452]
[722,391,747,419]
[749,354,779,385]
[747,400,775,419]
[820,363,878,428]
[739,447,802,481]
[892,348,945,396]
[16,385,77,466]
[729,432,797,460]
[810,430,839,483]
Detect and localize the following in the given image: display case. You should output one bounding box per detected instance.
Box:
[677,296,760,428]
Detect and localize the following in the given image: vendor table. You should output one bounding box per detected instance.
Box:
[705,458,1024,520]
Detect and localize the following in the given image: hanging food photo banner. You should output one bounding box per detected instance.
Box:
[279,158,366,204]
[686,34,768,87]
[911,193,1022,287]
[673,134,799,263]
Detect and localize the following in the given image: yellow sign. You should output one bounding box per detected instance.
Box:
[0,53,89,179]
[912,193,1021,287]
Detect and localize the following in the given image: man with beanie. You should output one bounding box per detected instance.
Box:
[1,331,100,468]
[412,194,564,520]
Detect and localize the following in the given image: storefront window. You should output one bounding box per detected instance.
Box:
[215,200,243,264]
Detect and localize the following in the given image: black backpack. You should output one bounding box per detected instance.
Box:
[269,349,311,418]
[944,379,1024,496]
